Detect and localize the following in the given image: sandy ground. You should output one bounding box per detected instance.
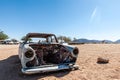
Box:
[0,44,120,80]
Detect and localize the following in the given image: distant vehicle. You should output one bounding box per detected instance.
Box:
[0,40,6,44]
[58,39,68,45]
[5,40,14,44]
[19,33,79,74]
[13,41,19,44]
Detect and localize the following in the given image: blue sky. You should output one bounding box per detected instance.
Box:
[0,0,120,41]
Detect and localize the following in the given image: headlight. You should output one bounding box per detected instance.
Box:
[26,58,36,67]
[25,50,34,58]
[73,48,79,55]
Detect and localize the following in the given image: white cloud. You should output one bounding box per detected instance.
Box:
[90,7,97,23]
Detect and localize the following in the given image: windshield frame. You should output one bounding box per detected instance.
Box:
[24,33,58,43]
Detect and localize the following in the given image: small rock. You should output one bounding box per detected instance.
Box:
[97,57,109,64]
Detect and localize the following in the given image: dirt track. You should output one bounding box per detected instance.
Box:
[0,44,120,80]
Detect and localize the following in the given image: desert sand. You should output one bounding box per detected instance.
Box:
[0,44,120,80]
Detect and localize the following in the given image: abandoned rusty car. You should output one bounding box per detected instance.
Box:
[18,33,79,74]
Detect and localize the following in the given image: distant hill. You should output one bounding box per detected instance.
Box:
[72,38,113,44]
[114,39,120,43]
[103,40,113,43]
[73,38,90,43]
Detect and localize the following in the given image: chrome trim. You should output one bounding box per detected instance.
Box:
[22,64,71,74]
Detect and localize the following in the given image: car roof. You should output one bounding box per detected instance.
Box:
[24,33,58,43]
[26,33,55,38]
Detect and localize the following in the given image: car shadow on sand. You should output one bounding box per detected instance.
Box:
[0,55,71,80]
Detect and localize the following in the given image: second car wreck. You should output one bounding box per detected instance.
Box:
[19,33,79,74]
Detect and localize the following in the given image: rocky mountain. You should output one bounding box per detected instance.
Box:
[114,39,120,43]
[72,38,113,44]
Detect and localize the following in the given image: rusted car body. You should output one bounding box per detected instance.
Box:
[19,33,79,74]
